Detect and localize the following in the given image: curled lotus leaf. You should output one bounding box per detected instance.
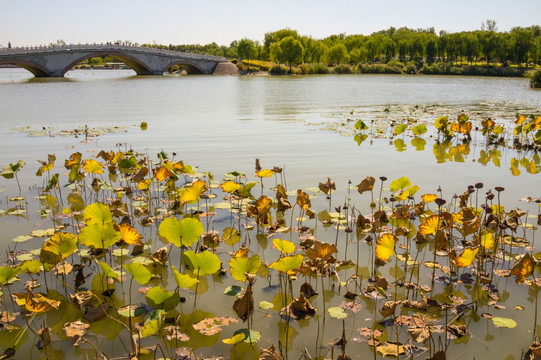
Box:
[510,253,535,283]
[179,180,207,204]
[454,246,480,268]
[357,176,375,194]
[375,233,396,262]
[124,262,152,285]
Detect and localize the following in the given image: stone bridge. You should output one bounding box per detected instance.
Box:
[0,44,228,77]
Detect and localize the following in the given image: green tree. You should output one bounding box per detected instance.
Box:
[237,38,257,68]
[270,36,304,72]
[329,43,349,65]
[263,28,299,60]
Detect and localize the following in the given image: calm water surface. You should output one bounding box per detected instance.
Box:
[0,68,540,359]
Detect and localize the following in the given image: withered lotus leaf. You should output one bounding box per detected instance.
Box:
[357,176,375,194]
[296,190,311,211]
[318,177,336,195]
[24,290,60,313]
[154,165,174,182]
[64,320,90,346]
[419,215,440,236]
[454,246,479,268]
[233,284,254,322]
[117,223,143,245]
[280,293,316,320]
[379,300,399,318]
[510,253,536,283]
[260,344,283,360]
[376,341,405,357]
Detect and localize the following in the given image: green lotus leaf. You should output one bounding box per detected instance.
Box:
[328,306,348,319]
[234,328,261,343]
[145,286,180,311]
[124,262,152,285]
[159,217,204,247]
[98,261,120,281]
[237,182,257,198]
[172,266,199,289]
[0,266,21,285]
[224,285,243,296]
[412,123,427,135]
[492,317,517,328]
[139,319,160,338]
[269,254,304,275]
[354,120,368,131]
[259,301,274,310]
[83,202,112,226]
[182,250,220,276]
[18,260,42,274]
[43,232,78,259]
[229,255,261,282]
[222,227,240,246]
[79,223,120,249]
[12,235,33,243]
[394,124,408,135]
[1,160,25,179]
[390,176,411,192]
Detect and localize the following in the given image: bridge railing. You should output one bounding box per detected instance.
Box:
[0,43,227,62]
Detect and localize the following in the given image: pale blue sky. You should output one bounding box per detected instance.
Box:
[1,0,540,47]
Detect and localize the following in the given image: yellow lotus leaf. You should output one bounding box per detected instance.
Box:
[296,190,311,211]
[111,151,124,164]
[25,290,60,313]
[179,180,207,203]
[511,253,535,283]
[83,159,103,174]
[516,115,526,125]
[480,231,495,250]
[375,233,396,262]
[419,215,440,236]
[272,239,296,254]
[421,194,438,203]
[256,169,274,178]
[64,152,82,169]
[357,176,375,194]
[118,223,143,245]
[221,181,242,194]
[155,166,174,182]
[397,185,419,201]
[12,292,26,306]
[137,179,152,191]
[455,246,479,268]
[534,116,541,130]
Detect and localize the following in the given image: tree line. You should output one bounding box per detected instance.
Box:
[149,21,541,71]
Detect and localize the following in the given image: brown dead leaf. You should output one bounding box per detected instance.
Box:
[64,320,89,346]
[233,284,254,322]
[300,282,318,298]
[69,290,93,309]
[163,325,190,342]
[259,344,283,360]
[36,327,52,349]
[84,304,105,322]
[280,293,317,320]
[376,341,405,357]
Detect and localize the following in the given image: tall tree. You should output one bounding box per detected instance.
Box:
[271,36,304,72]
[237,38,257,68]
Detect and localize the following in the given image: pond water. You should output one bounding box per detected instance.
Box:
[0,68,540,360]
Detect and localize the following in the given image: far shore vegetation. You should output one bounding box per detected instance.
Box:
[69,21,541,82]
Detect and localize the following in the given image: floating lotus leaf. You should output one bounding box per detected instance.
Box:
[454,246,479,268]
[83,203,112,226]
[159,217,204,247]
[492,316,517,328]
[233,328,261,343]
[172,265,199,288]
[182,250,221,276]
[145,286,180,311]
[328,306,348,319]
[229,255,261,282]
[124,262,152,285]
[259,301,274,310]
[272,239,296,254]
[375,233,396,262]
[269,254,304,275]
[377,341,405,357]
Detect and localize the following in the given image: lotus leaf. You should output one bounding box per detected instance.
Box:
[145,286,180,311]
[172,265,199,288]
[229,255,262,282]
[124,262,152,285]
[159,217,204,247]
[375,233,396,262]
[182,250,221,276]
[269,254,304,275]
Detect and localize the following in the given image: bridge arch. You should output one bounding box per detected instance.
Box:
[0,59,49,77]
[162,61,204,75]
[61,51,154,76]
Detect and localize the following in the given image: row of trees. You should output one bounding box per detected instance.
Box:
[155,21,541,69]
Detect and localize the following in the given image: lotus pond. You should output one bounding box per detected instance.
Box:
[0,69,541,360]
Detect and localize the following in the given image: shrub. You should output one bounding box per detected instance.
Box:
[528,70,541,88]
[269,65,287,75]
[299,63,330,74]
[333,64,353,74]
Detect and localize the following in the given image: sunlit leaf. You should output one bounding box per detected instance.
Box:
[412,123,427,135]
[390,176,411,192]
[182,250,221,276]
[397,185,419,201]
[454,246,479,268]
[223,333,246,345]
[259,301,274,310]
[419,215,440,236]
[83,203,112,226]
[179,180,207,204]
[24,290,60,313]
[492,317,517,328]
[79,223,121,249]
[221,181,242,194]
[256,169,274,178]
[272,239,296,254]
[480,231,495,251]
[159,217,204,247]
[0,266,21,285]
[124,263,152,285]
[421,194,438,203]
[394,124,407,135]
[511,253,535,283]
[229,255,262,282]
[328,306,348,319]
[83,159,103,174]
[118,223,142,245]
[172,266,199,288]
[269,254,304,275]
[375,233,396,262]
